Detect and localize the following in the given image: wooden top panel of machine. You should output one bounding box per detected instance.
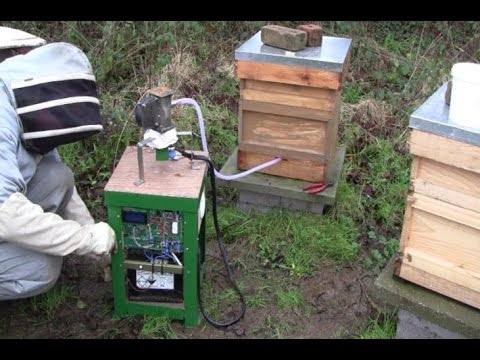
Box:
[105,147,207,199]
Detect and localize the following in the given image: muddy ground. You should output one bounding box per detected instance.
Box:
[0,239,377,339]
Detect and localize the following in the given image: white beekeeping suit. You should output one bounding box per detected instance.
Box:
[0,26,115,300]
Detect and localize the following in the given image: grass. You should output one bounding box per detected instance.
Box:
[2,20,478,338]
[207,206,359,276]
[356,311,398,339]
[30,284,72,320]
[275,288,304,313]
[252,314,291,339]
[245,285,271,309]
[139,315,178,339]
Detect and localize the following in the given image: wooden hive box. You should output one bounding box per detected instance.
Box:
[234,31,351,182]
[395,83,480,310]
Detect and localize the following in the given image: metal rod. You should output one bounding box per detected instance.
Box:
[134,137,155,186]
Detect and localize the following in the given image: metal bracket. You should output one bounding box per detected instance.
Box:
[134,137,155,186]
[191,161,201,170]
[187,148,202,170]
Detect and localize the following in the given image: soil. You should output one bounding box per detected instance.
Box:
[0,239,376,339]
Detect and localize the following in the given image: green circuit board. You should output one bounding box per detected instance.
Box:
[122,208,183,251]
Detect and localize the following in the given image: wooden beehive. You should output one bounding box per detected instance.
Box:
[234,32,351,182]
[395,83,480,310]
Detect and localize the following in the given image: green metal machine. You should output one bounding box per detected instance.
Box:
[104,87,207,327]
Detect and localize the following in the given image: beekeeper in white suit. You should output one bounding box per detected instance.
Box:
[0,27,116,300]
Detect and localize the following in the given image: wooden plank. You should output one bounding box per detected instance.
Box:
[240,110,328,154]
[413,157,480,213]
[238,142,326,162]
[399,157,421,252]
[236,60,342,90]
[243,79,337,101]
[412,192,480,231]
[241,88,335,112]
[240,99,332,122]
[238,149,326,183]
[409,129,480,174]
[401,247,480,293]
[105,147,207,199]
[326,97,340,169]
[398,261,480,310]
[238,85,245,145]
[407,206,480,274]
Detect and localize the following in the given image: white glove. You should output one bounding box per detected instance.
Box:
[80,222,116,256]
[0,192,116,257]
[60,186,94,225]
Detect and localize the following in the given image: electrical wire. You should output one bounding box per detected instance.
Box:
[176,148,246,328]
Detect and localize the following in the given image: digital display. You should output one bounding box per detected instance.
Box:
[122,211,147,224]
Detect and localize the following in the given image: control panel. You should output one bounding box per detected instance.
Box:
[121,208,185,302]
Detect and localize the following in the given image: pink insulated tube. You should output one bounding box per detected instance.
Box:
[172,98,282,180]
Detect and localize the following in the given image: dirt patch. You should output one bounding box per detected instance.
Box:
[0,239,375,339]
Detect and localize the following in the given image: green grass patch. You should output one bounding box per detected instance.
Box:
[252,314,291,339]
[245,285,271,309]
[357,311,397,339]
[275,288,304,312]
[30,284,72,320]
[207,206,359,276]
[139,315,177,339]
[360,139,410,229]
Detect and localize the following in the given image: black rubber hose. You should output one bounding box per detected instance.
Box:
[176,148,246,328]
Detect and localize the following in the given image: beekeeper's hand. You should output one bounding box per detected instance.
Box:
[80,222,117,256]
[0,192,116,257]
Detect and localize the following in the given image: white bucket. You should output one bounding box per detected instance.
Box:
[449,62,480,129]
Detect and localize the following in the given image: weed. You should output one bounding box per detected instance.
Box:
[343,83,363,104]
[364,231,399,274]
[360,140,410,230]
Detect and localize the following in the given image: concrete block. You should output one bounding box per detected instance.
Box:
[236,201,271,214]
[371,256,480,338]
[281,197,325,214]
[297,24,323,47]
[309,202,325,215]
[261,25,307,52]
[239,190,280,207]
[280,197,308,211]
[396,310,465,339]
[237,193,325,215]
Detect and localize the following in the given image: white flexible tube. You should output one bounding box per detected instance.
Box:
[172,98,282,180]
